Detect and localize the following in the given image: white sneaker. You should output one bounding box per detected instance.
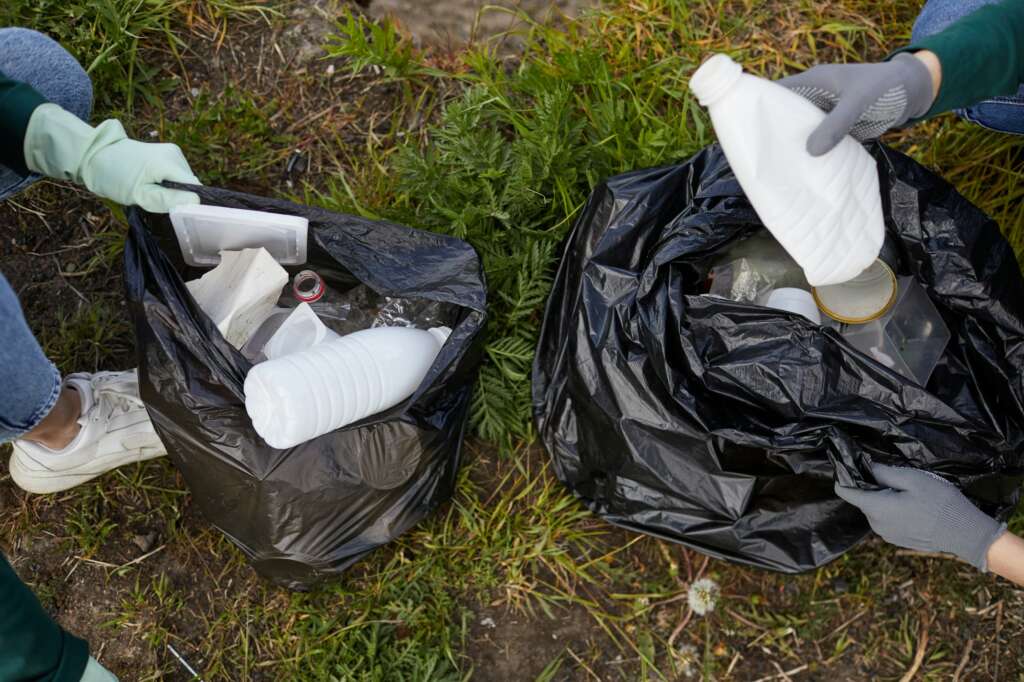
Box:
[9,370,167,494]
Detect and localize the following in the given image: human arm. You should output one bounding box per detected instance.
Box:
[986,530,1024,586]
[0,71,199,212]
[0,552,89,682]
[0,72,46,174]
[893,0,1024,118]
[834,463,1011,577]
[778,0,1024,155]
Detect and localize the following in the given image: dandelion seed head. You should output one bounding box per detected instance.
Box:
[687,578,720,616]
[674,643,699,678]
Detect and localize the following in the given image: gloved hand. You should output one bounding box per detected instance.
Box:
[835,463,1006,571]
[777,53,936,156]
[23,103,200,213]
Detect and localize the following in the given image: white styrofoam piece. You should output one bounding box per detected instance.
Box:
[170,204,309,267]
[186,248,289,349]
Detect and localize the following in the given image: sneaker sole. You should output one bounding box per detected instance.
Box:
[8,446,167,495]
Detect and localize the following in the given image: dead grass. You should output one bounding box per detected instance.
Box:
[0,1,1021,680]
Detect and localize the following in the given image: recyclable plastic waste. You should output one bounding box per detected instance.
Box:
[279,269,371,336]
[246,326,452,449]
[185,248,288,349]
[707,231,807,303]
[839,276,950,385]
[170,204,308,266]
[261,302,340,362]
[533,143,1024,572]
[690,54,885,287]
[125,182,486,589]
[765,288,820,324]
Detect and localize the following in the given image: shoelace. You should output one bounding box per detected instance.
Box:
[90,371,146,421]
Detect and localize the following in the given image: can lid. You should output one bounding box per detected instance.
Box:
[812,259,897,324]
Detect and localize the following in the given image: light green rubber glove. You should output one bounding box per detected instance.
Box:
[23,103,201,213]
[80,656,119,682]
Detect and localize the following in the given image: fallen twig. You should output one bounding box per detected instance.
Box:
[75,545,165,571]
[898,619,930,682]
[750,662,809,682]
[817,608,867,644]
[952,639,974,682]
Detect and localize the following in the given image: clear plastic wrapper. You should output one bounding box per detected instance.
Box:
[707,231,808,303]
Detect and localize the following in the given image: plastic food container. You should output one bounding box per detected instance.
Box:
[839,276,950,385]
[170,204,309,267]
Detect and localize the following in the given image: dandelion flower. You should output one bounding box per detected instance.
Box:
[674,643,699,679]
[687,578,720,616]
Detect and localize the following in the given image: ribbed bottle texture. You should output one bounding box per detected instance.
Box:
[245,326,451,449]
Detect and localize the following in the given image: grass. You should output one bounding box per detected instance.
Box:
[318,0,1024,444]
[0,0,275,113]
[1,0,1023,680]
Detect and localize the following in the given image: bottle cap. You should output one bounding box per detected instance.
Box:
[690,54,744,107]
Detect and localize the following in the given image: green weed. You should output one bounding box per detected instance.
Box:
[322,0,1024,447]
[0,0,274,113]
[40,300,132,373]
[162,86,296,187]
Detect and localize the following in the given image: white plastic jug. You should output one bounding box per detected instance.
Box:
[186,248,288,349]
[689,54,885,287]
[244,326,452,449]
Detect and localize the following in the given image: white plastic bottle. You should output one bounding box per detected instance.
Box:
[244,326,452,449]
[689,54,885,287]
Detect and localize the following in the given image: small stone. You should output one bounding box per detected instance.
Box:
[190,87,201,98]
[133,531,158,553]
[326,63,335,76]
[479,616,496,629]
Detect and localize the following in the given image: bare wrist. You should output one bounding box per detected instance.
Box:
[913,50,942,102]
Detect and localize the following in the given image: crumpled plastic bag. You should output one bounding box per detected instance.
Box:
[125,184,487,589]
[533,143,1024,572]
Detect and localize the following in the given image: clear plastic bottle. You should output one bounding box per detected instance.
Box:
[689,54,885,287]
[244,326,452,449]
[280,270,373,335]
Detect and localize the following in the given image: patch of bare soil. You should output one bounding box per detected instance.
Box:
[367,0,595,48]
[467,602,617,681]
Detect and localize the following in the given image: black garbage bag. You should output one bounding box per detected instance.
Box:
[533,143,1024,572]
[124,185,487,590]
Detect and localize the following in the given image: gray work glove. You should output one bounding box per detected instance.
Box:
[777,53,935,156]
[835,463,1006,571]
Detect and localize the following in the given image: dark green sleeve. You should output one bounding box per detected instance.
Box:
[893,0,1024,117]
[0,70,47,176]
[0,553,89,682]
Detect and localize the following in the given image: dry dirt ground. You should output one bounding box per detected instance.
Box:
[367,0,594,47]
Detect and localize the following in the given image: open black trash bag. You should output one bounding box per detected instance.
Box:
[533,143,1024,572]
[124,185,487,589]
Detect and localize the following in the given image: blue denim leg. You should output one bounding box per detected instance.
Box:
[0,273,61,443]
[912,0,1024,134]
[0,27,94,199]
[0,29,91,441]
